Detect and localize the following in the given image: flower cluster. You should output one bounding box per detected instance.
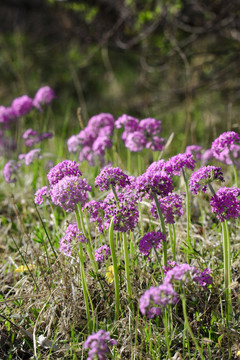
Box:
[140,263,213,318]
[150,193,183,224]
[116,114,165,152]
[95,245,111,262]
[95,166,130,191]
[210,186,240,222]
[164,153,196,176]
[22,128,53,147]
[47,160,82,186]
[185,145,203,160]
[19,149,42,166]
[211,131,240,156]
[33,86,56,111]
[189,166,225,195]
[67,113,115,166]
[50,176,91,212]
[139,231,166,259]
[59,222,87,256]
[34,186,49,205]
[135,169,173,200]
[3,160,21,183]
[83,330,117,360]
[214,144,240,167]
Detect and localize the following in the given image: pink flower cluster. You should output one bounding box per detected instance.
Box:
[67,113,114,166]
[84,330,117,360]
[210,186,240,222]
[116,114,165,152]
[59,222,87,256]
[22,128,53,147]
[150,193,184,224]
[139,231,166,259]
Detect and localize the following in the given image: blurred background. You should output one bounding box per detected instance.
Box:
[0,0,240,150]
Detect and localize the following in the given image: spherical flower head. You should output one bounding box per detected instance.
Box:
[85,199,105,233]
[192,268,213,290]
[185,145,203,160]
[92,136,112,157]
[88,113,115,136]
[189,166,225,195]
[11,95,33,117]
[164,153,196,176]
[95,245,111,262]
[59,222,87,256]
[47,160,82,187]
[147,160,165,173]
[83,330,117,360]
[67,135,81,153]
[139,231,165,259]
[50,176,91,212]
[151,193,183,224]
[146,136,165,151]
[136,170,173,200]
[139,118,162,135]
[211,131,240,156]
[19,149,42,166]
[0,106,16,123]
[139,284,178,318]
[3,160,21,183]
[34,186,49,205]
[103,192,139,232]
[216,144,240,167]
[95,166,130,191]
[33,86,56,110]
[125,131,147,152]
[115,114,139,131]
[22,128,38,140]
[210,186,240,222]
[164,263,195,285]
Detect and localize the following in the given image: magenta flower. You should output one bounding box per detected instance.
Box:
[95,245,111,262]
[33,86,56,111]
[85,200,105,233]
[95,166,130,191]
[211,131,240,156]
[34,186,49,205]
[59,222,87,256]
[50,176,91,212]
[139,284,178,318]
[210,186,240,222]
[139,118,162,135]
[11,95,33,117]
[139,231,165,259]
[124,131,147,152]
[0,106,16,123]
[3,160,21,183]
[215,144,240,167]
[164,153,196,176]
[201,148,214,165]
[47,160,82,186]
[151,193,183,224]
[185,145,203,160]
[135,170,173,200]
[189,166,225,195]
[83,330,117,360]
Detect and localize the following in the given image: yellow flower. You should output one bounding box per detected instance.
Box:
[15,264,36,273]
[106,265,114,283]
[237,350,240,356]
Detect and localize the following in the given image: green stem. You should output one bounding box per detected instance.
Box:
[172,223,176,261]
[109,218,121,320]
[162,309,171,359]
[222,221,232,323]
[181,293,204,360]
[123,232,134,312]
[182,169,191,262]
[127,149,132,174]
[152,191,167,266]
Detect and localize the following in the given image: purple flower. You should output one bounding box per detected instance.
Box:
[103,192,139,232]
[201,149,214,165]
[11,95,33,117]
[22,128,38,139]
[83,330,117,360]
[147,160,165,173]
[135,170,173,200]
[67,135,81,153]
[185,145,203,160]
[139,231,165,259]
[162,261,178,274]
[95,245,111,262]
[47,160,82,186]
[146,136,165,151]
[211,131,240,156]
[192,268,213,290]
[95,166,130,191]
[210,186,240,222]
[19,149,42,166]
[34,186,49,205]
[164,263,195,284]
[139,284,178,318]
[3,160,21,183]
[0,106,16,123]
[189,166,225,195]
[139,118,162,135]
[85,200,105,233]
[50,176,91,212]
[164,153,196,176]
[151,193,183,224]
[124,131,146,152]
[115,114,139,131]
[92,136,112,157]
[215,144,240,167]
[59,222,87,256]
[33,86,56,111]
[88,113,115,138]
